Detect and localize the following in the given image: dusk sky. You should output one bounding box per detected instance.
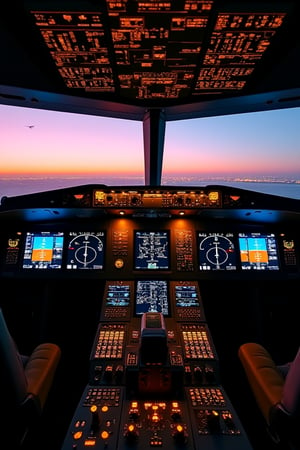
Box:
[1,103,300,180]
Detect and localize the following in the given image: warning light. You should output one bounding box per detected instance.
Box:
[84,438,96,446]
[101,430,109,440]
[73,431,83,440]
[151,413,159,422]
[125,423,139,440]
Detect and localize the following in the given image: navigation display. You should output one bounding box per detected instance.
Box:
[135,280,169,316]
[22,231,64,269]
[238,232,280,270]
[66,232,105,269]
[198,232,237,270]
[105,283,130,307]
[134,230,170,270]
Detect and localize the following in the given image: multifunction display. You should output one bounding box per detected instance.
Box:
[134,231,170,270]
[175,284,201,308]
[105,283,130,307]
[238,232,280,270]
[198,232,237,270]
[135,280,169,316]
[22,231,64,269]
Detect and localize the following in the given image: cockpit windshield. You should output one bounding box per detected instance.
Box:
[1,104,300,200]
[163,108,300,198]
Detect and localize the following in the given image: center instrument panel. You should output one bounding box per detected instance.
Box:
[1,222,299,279]
[61,280,252,450]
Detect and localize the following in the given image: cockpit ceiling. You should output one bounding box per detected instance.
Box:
[29,1,288,103]
[1,0,300,116]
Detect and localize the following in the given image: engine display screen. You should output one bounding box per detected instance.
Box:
[198,232,237,270]
[105,283,130,307]
[134,230,170,270]
[175,283,201,307]
[238,232,280,270]
[135,280,169,316]
[66,231,105,269]
[22,231,64,269]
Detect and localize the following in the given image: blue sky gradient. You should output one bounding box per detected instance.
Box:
[1,103,300,180]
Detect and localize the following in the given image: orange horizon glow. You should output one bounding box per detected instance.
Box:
[0,156,143,175]
[0,169,144,177]
[1,168,298,179]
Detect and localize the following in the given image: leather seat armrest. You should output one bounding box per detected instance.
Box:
[238,342,284,425]
[24,342,61,411]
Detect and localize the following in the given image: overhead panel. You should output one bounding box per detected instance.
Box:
[29,7,115,94]
[195,12,286,95]
[28,1,289,103]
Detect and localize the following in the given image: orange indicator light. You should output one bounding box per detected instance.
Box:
[84,439,96,446]
[101,430,109,440]
[73,431,83,440]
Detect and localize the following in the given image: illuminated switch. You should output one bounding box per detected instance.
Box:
[150,434,163,446]
[128,401,139,420]
[207,410,220,433]
[124,424,139,442]
[172,424,187,444]
[90,405,100,432]
[223,412,236,431]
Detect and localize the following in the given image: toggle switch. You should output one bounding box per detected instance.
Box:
[172,424,187,444]
[124,424,139,442]
[90,405,100,432]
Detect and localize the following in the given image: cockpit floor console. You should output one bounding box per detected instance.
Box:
[61,282,253,449]
[61,384,252,450]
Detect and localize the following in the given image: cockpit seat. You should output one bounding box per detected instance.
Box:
[0,307,61,447]
[238,342,300,449]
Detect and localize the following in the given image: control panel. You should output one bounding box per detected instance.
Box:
[1,221,299,279]
[61,280,253,449]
